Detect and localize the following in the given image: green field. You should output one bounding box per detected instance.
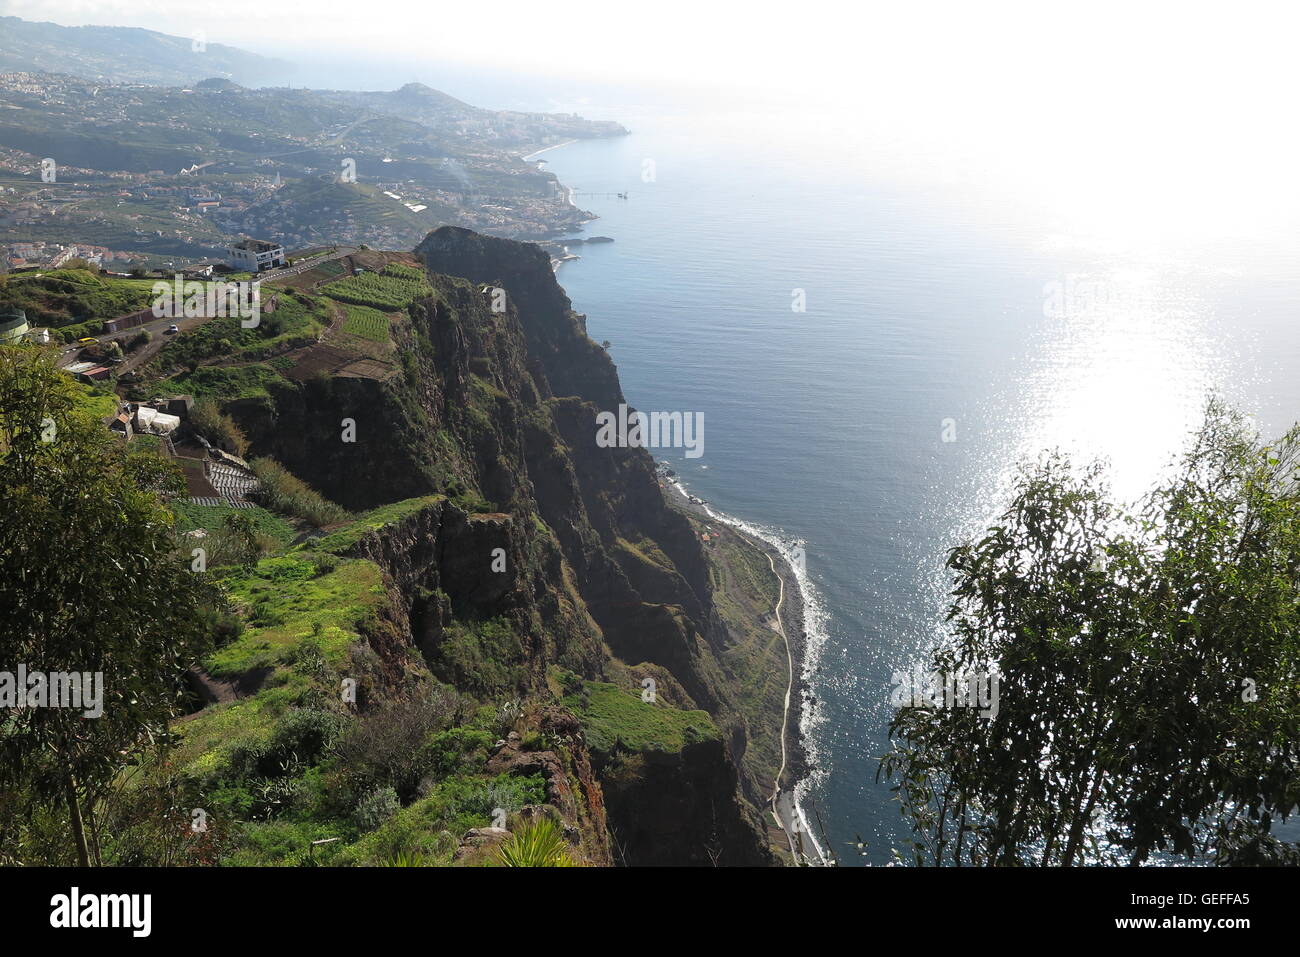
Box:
[379,263,425,282]
[160,364,289,400]
[169,500,297,546]
[340,303,392,342]
[561,678,720,756]
[70,382,120,420]
[321,265,431,311]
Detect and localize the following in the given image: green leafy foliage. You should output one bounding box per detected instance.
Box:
[433,617,528,698]
[0,269,153,329]
[148,293,329,373]
[0,344,216,865]
[882,402,1300,866]
[561,677,720,756]
[493,816,576,867]
[353,786,401,832]
[190,398,250,456]
[169,501,295,549]
[249,457,351,528]
[309,495,444,553]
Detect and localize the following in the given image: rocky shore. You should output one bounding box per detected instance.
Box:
[657,468,827,864]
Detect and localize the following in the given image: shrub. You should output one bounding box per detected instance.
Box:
[190,398,249,456]
[354,786,401,832]
[248,457,349,527]
[264,708,346,769]
[221,708,344,785]
[385,850,429,866]
[450,489,497,514]
[493,817,575,867]
[249,775,303,821]
[420,728,493,780]
[442,773,545,822]
[334,689,462,801]
[186,511,258,569]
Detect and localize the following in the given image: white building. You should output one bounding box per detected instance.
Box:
[226,238,286,272]
[134,406,181,436]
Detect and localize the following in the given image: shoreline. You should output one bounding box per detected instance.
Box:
[521,138,579,163]
[658,470,830,866]
[523,137,594,245]
[542,134,829,865]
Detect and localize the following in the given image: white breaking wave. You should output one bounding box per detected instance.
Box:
[667,475,833,865]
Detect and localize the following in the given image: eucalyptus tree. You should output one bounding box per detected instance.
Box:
[882,403,1300,865]
[0,346,214,865]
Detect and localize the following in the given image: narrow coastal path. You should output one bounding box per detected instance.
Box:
[661,477,825,865]
[764,547,794,807]
[761,546,826,866]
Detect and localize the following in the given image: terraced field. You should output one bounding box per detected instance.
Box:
[340,303,392,342]
[320,264,432,311]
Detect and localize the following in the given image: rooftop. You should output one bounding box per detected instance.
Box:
[229,238,282,252]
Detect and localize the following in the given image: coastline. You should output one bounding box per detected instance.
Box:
[538,131,830,864]
[521,138,579,163]
[658,469,830,866]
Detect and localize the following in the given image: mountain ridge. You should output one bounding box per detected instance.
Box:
[0,15,293,86]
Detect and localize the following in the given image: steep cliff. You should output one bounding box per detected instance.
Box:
[206,226,779,865]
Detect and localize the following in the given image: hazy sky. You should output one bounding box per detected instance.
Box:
[6,0,1296,104]
[4,0,1298,243]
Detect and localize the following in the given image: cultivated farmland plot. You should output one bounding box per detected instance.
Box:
[321,265,431,311]
[340,303,393,341]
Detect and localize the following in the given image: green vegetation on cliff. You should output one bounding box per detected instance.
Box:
[561,676,720,756]
[321,265,433,311]
[310,495,446,553]
[2,226,786,868]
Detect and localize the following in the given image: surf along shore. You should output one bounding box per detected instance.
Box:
[658,467,831,866]
[528,134,830,864]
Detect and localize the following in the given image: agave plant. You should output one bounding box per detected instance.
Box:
[386,849,428,867]
[492,817,576,867]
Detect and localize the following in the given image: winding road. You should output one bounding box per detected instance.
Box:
[660,477,827,865]
[761,547,827,866]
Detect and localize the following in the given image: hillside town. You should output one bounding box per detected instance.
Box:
[0,70,619,264]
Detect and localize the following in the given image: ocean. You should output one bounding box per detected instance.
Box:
[532,102,1300,865]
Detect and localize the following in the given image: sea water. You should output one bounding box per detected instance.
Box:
[536,101,1300,865]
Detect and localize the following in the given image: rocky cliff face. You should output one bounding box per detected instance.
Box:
[232,226,776,865]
